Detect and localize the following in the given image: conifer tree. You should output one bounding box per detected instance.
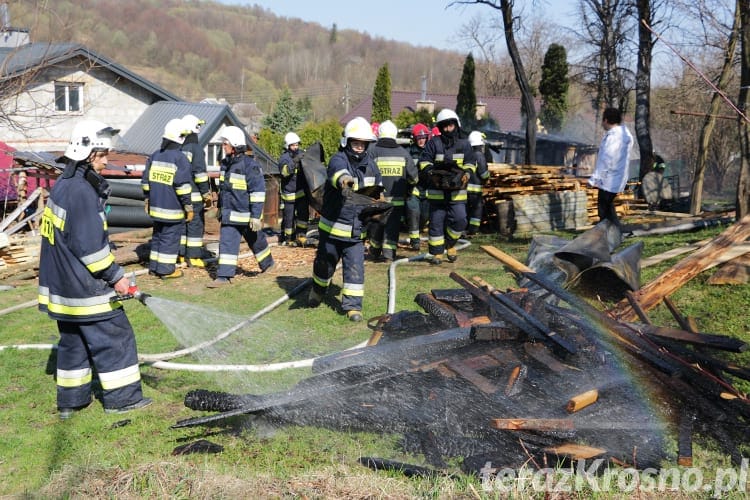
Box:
[262,87,305,134]
[372,63,392,123]
[456,53,477,131]
[539,44,569,133]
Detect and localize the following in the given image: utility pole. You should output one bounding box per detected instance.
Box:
[341,82,350,113]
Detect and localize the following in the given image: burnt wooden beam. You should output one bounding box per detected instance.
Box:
[625,291,652,325]
[444,358,499,395]
[624,323,747,353]
[449,272,577,354]
[523,342,569,374]
[470,322,524,341]
[504,363,527,397]
[677,412,694,466]
[663,296,699,333]
[414,293,472,327]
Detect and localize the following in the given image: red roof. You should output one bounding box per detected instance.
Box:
[341,90,541,132]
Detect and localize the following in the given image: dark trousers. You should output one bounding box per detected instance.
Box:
[597,189,620,226]
[149,221,183,275]
[217,223,274,278]
[181,200,206,259]
[281,195,310,242]
[311,232,365,312]
[56,311,143,409]
[467,193,483,234]
[428,200,467,256]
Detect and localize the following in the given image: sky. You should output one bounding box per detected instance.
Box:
[219,1,576,53]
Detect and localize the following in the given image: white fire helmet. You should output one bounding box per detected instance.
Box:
[163,118,189,144]
[64,120,120,161]
[182,114,205,134]
[284,132,301,148]
[220,126,247,148]
[378,120,398,140]
[343,116,377,142]
[435,108,461,128]
[468,131,486,147]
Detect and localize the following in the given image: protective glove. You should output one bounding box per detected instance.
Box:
[143,199,149,215]
[338,175,355,197]
[248,217,262,232]
[202,192,213,209]
[184,205,194,223]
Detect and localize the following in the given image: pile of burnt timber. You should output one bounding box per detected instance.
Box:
[175,217,750,475]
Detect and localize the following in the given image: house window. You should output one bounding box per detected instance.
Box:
[207,143,223,169]
[54,83,83,112]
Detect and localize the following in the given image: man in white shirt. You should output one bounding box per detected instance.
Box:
[588,107,633,227]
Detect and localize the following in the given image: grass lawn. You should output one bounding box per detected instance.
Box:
[1,224,748,498]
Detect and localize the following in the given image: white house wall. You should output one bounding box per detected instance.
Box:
[1,57,163,152]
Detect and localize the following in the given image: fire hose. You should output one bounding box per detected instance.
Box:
[1,240,471,371]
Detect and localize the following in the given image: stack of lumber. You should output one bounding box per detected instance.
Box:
[583,183,636,220]
[0,234,39,266]
[485,163,588,234]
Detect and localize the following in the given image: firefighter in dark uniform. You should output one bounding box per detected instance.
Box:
[180,114,212,267]
[278,131,309,246]
[308,116,382,322]
[142,118,194,279]
[207,126,275,287]
[38,120,151,419]
[466,131,490,235]
[367,120,418,261]
[405,123,431,250]
[418,109,476,264]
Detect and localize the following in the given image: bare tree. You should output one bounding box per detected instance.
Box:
[453,0,538,164]
[635,0,656,181]
[738,0,750,216]
[575,0,636,124]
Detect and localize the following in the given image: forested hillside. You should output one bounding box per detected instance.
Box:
[10,0,472,119]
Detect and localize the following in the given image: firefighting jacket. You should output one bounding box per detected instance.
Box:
[418,135,476,203]
[181,133,210,203]
[319,150,383,242]
[278,149,304,200]
[468,146,490,196]
[38,166,125,321]
[367,138,418,206]
[142,143,193,222]
[218,152,266,225]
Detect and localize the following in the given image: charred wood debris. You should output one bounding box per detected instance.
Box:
[174,217,750,479]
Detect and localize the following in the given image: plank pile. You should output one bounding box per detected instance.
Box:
[484,163,634,234]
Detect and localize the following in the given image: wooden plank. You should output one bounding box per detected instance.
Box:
[504,363,527,397]
[707,253,750,285]
[444,358,499,395]
[544,443,607,460]
[491,418,575,431]
[609,214,750,321]
[566,389,599,413]
[523,342,568,373]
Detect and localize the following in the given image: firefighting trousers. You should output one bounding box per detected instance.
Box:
[181,200,206,259]
[280,195,310,242]
[216,223,274,279]
[405,195,430,241]
[467,193,483,233]
[311,232,365,313]
[428,200,467,256]
[149,221,183,276]
[55,310,144,410]
[369,205,405,260]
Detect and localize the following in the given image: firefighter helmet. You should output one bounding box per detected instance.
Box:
[163,118,189,144]
[436,108,461,128]
[411,123,430,139]
[468,131,486,147]
[182,114,205,134]
[378,120,398,140]
[344,117,377,142]
[219,126,247,148]
[64,120,120,161]
[284,132,301,148]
